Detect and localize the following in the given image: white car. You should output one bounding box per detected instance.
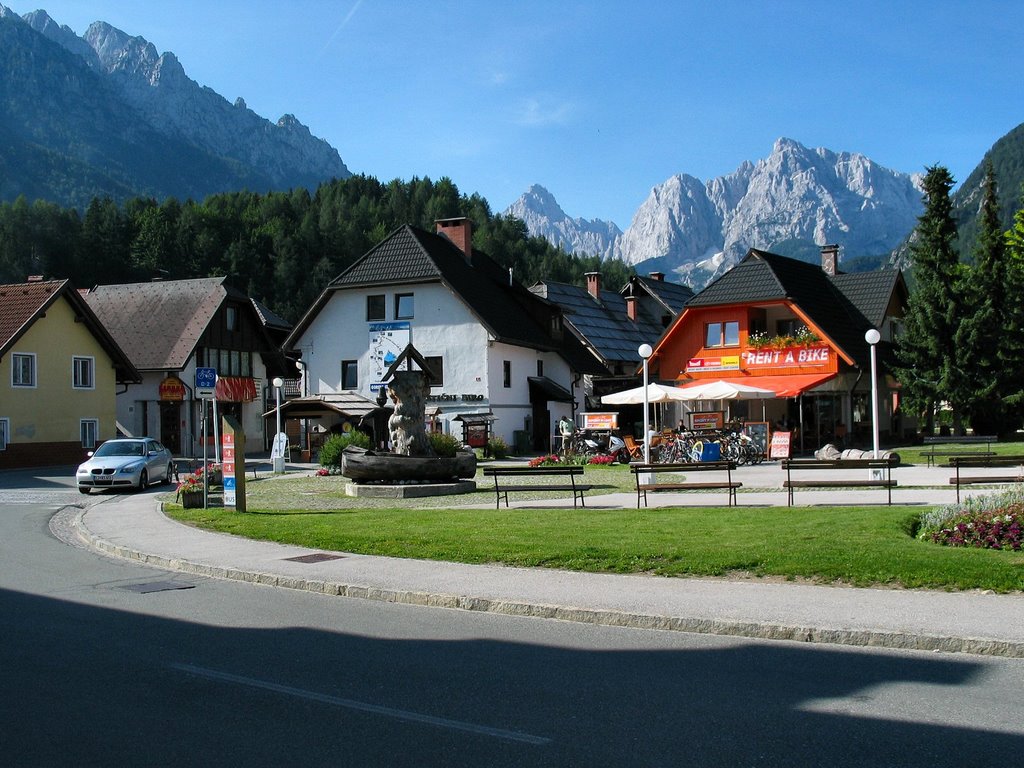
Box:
[76,438,175,494]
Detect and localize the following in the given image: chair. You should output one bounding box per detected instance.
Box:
[622,435,644,461]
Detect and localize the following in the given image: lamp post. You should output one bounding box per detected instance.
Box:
[272,376,284,473]
[638,343,653,463]
[864,329,881,460]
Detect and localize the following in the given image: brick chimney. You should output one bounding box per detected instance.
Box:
[585,271,602,298]
[820,244,839,275]
[648,271,665,281]
[435,217,472,261]
[625,295,638,321]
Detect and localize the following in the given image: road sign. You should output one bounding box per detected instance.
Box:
[195,367,217,398]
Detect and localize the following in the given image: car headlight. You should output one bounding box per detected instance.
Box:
[76,466,88,475]
[119,462,143,474]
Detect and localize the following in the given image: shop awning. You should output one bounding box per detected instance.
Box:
[677,372,836,398]
[528,376,574,403]
[216,376,257,402]
[453,412,497,425]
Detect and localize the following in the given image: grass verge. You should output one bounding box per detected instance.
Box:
[166,472,1024,593]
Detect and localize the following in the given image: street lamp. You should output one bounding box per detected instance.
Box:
[638,343,653,463]
[864,329,881,460]
[272,376,285,473]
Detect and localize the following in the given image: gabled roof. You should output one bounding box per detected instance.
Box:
[288,224,605,375]
[625,275,694,315]
[532,280,664,367]
[684,249,905,367]
[83,277,232,371]
[0,279,140,383]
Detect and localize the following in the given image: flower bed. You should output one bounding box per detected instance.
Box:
[918,489,1023,550]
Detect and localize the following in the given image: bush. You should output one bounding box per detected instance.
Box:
[488,436,509,459]
[319,430,371,468]
[428,431,462,457]
[917,488,1024,550]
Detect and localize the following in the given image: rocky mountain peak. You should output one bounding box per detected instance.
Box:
[508,137,923,290]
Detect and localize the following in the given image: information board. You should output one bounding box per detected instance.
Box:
[743,421,770,457]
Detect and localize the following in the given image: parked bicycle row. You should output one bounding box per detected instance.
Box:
[558,428,767,465]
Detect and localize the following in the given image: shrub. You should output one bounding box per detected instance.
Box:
[587,454,616,465]
[319,430,371,468]
[529,454,562,467]
[488,435,509,459]
[428,431,461,457]
[918,488,1024,550]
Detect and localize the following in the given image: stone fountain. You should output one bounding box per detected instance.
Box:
[341,344,477,497]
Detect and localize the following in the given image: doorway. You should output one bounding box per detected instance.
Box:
[159,402,181,454]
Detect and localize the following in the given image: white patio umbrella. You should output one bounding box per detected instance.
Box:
[601,383,694,404]
[677,380,777,421]
[601,383,692,432]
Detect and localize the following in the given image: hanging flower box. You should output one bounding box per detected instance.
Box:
[180,490,204,509]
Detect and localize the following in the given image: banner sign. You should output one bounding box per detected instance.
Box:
[222,432,236,507]
[159,375,186,401]
[743,346,830,369]
[581,412,618,430]
[691,411,724,430]
[686,355,740,373]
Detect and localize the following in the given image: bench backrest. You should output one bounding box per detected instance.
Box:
[483,466,584,476]
[923,435,996,445]
[631,461,736,474]
[948,455,1024,468]
[781,458,897,470]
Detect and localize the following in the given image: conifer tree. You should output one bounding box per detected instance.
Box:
[894,166,965,433]
[999,185,1024,426]
[956,163,1012,434]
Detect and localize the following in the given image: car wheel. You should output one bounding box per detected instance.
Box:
[137,469,149,491]
[78,487,90,495]
[161,463,174,485]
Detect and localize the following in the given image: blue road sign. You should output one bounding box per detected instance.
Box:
[196,367,217,397]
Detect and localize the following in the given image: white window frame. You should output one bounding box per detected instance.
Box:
[0,418,8,451]
[73,356,95,390]
[80,419,99,449]
[12,352,36,388]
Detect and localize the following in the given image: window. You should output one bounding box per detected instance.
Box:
[0,418,8,450]
[503,360,511,388]
[395,293,414,319]
[367,294,386,321]
[425,356,444,387]
[536,359,544,377]
[80,419,98,449]
[225,306,238,331]
[776,318,800,337]
[200,347,253,377]
[73,356,94,389]
[341,360,358,390]
[12,352,35,387]
[705,321,739,348]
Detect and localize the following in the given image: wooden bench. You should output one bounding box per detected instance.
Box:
[630,461,741,507]
[948,455,1024,502]
[923,435,997,467]
[781,457,898,506]
[482,466,593,509]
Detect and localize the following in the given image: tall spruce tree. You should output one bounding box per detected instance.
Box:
[956,163,1011,434]
[999,186,1024,427]
[893,165,966,433]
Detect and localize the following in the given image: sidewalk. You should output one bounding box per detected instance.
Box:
[71,464,1024,658]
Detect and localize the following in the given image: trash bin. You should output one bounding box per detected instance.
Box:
[699,442,721,462]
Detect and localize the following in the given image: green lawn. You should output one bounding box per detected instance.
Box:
[165,464,1024,593]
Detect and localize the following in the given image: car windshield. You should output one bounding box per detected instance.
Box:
[93,441,146,458]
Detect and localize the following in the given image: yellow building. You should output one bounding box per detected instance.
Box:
[0,280,139,469]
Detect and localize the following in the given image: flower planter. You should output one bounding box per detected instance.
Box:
[180,491,204,509]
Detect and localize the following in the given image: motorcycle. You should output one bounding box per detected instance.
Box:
[568,429,629,463]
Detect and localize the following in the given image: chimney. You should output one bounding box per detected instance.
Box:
[625,295,638,321]
[435,217,472,261]
[27,275,43,282]
[585,271,602,298]
[648,271,665,281]
[820,244,839,275]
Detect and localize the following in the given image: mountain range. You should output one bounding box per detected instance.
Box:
[0,5,350,208]
[506,139,926,288]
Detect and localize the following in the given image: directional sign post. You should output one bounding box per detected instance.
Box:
[195,367,217,399]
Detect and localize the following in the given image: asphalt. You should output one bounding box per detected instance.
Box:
[68,458,1024,658]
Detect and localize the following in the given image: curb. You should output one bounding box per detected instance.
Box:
[69,510,1024,659]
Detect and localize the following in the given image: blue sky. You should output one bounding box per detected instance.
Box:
[11,1,1024,228]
